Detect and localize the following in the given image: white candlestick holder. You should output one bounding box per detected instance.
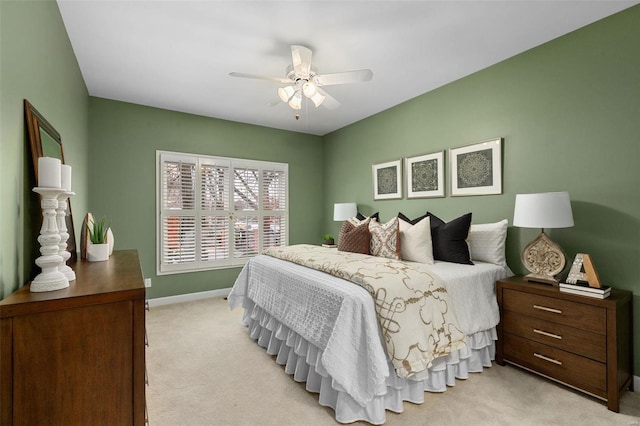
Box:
[31,187,69,292]
[57,191,76,282]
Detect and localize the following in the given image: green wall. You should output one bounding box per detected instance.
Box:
[0,0,89,299]
[323,6,640,374]
[88,98,323,299]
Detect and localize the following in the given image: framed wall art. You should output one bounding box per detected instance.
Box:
[372,159,402,200]
[449,138,502,196]
[405,151,445,198]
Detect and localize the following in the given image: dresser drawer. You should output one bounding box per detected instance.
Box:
[502,289,606,334]
[503,311,606,362]
[503,334,606,394]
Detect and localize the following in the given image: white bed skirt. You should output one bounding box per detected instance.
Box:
[242,299,496,425]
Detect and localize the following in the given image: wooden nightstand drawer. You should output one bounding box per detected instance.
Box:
[502,288,606,334]
[503,334,606,395]
[503,311,606,362]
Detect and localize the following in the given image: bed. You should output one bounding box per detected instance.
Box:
[228,240,513,424]
[228,212,513,424]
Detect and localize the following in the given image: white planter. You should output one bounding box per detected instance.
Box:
[87,243,110,262]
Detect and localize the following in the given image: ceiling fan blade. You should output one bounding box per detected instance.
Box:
[291,45,312,77]
[318,88,340,110]
[229,72,293,84]
[315,69,373,86]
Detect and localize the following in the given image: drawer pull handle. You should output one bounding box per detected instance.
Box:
[533,304,562,314]
[534,353,563,366]
[533,329,562,340]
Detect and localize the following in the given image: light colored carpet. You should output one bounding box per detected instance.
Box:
[146,297,640,425]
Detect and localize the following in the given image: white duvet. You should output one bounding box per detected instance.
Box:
[228,255,512,407]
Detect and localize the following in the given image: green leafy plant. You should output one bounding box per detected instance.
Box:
[89,216,110,245]
[323,234,334,244]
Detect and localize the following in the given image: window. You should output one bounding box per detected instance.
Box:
[157,151,288,274]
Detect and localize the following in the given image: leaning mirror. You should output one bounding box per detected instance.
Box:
[25,99,77,262]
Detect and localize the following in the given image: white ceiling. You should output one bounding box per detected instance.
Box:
[57,1,637,136]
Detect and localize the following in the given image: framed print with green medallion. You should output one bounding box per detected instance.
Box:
[372,159,402,200]
[449,138,502,196]
[405,151,445,198]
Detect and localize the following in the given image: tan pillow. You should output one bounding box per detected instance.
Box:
[369,217,401,260]
[338,220,371,254]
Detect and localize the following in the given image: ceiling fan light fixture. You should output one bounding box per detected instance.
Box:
[288,92,302,110]
[278,86,296,103]
[310,91,325,107]
[230,45,371,114]
[302,81,318,98]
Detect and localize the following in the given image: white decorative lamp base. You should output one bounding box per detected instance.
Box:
[32,187,69,293]
[57,191,76,281]
[520,231,566,286]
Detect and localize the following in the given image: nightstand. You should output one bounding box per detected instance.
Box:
[496,275,633,412]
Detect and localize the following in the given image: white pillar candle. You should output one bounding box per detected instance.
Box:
[38,157,62,188]
[61,164,72,192]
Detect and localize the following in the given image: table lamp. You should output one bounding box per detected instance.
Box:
[333,203,357,221]
[513,192,574,285]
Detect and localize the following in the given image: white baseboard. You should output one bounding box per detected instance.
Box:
[635,375,640,392]
[148,287,231,308]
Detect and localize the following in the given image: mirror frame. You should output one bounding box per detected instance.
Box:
[25,99,77,262]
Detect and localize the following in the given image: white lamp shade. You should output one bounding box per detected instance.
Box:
[302,81,317,97]
[513,192,574,229]
[309,91,325,107]
[278,86,296,102]
[333,203,357,221]
[288,92,302,110]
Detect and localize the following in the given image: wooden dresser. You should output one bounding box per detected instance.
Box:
[0,250,146,425]
[496,275,633,412]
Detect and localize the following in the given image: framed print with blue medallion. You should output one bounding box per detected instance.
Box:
[406,151,445,198]
[450,138,502,196]
[372,159,402,200]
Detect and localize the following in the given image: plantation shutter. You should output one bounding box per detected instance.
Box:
[161,157,197,269]
[262,169,287,249]
[233,166,260,259]
[200,161,230,264]
[158,151,288,274]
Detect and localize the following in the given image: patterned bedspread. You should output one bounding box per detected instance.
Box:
[262,244,466,378]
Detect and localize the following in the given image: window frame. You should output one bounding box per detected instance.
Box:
[156,150,289,275]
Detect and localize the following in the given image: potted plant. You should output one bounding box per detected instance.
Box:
[87,216,110,262]
[322,233,335,246]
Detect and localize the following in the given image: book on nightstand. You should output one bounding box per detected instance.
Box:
[559,281,611,299]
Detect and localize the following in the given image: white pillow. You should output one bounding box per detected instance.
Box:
[399,216,434,264]
[467,219,508,266]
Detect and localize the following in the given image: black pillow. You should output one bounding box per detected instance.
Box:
[397,212,428,225]
[356,212,380,221]
[427,212,473,265]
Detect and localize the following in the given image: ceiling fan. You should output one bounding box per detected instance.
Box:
[230,45,373,116]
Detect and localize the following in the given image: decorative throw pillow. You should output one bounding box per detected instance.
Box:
[356,212,380,222]
[398,214,433,264]
[369,217,401,260]
[427,212,473,265]
[397,211,428,225]
[337,219,371,254]
[467,219,508,266]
